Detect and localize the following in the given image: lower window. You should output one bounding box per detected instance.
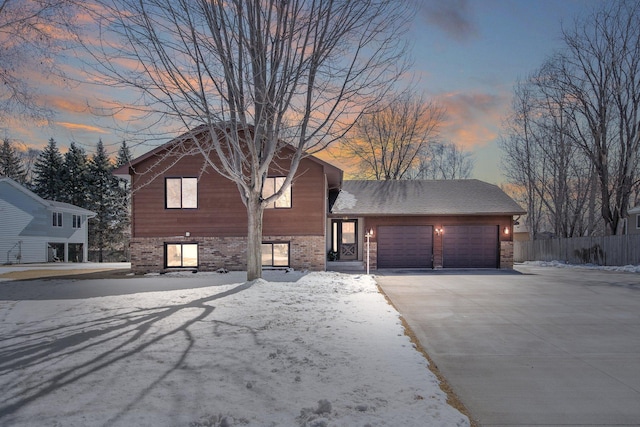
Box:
[261,242,290,267]
[166,243,198,267]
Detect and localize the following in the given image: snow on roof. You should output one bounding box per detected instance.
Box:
[331,179,526,216]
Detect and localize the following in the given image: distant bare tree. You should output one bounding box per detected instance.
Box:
[85,0,411,280]
[19,146,41,184]
[0,0,78,124]
[414,141,474,180]
[342,92,445,180]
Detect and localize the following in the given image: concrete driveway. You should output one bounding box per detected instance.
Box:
[377,264,640,427]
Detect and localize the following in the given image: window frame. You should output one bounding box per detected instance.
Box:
[262,176,292,209]
[164,242,199,268]
[165,177,198,209]
[636,214,640,229]
[52,212,63,227]
[72,214,82,229]
[261,241,290,267]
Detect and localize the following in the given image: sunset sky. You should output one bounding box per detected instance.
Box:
[4,0,606,184]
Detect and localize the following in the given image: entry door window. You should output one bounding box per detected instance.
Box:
[332,220,357,260]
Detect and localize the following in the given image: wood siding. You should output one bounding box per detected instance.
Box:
[130,152,327,238]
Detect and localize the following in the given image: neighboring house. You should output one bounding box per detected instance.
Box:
[0,177,96,264]
[115,126,525,273]
[627,206,640,234]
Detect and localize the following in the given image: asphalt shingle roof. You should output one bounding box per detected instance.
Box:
[331,179,526,216]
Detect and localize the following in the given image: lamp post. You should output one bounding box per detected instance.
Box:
[365,228,374,275]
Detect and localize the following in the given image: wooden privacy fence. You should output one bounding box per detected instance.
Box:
[515,234,640,266]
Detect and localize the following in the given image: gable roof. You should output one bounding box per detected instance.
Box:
[331,179,526,216]
[113,123,343,189]
[0,177,96,216]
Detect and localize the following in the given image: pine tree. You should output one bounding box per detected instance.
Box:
[87,140,120,262]
[60,142,90,208]
[0,138,27,184]
[32,138,64,200]
[114,140,133,260]
[115,140,133,168]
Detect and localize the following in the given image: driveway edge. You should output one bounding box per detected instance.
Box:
[377,284,479,427]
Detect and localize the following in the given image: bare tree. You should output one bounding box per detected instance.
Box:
[341,92,445,180]
[546,1,640,235]
[84,0,411,280]
[500,74,597,239]
[0,0,78,124]
[501,0,640,237]
[414,141,474,180]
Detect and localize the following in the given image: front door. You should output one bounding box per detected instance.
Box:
[332,220,357,260]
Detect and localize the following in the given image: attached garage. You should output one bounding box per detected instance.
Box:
[330,180,526,271]
[377,225,433,268]
[443,225,499,268]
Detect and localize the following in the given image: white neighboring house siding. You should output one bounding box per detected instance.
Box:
[0,197,48,264]
[0,178,95,264]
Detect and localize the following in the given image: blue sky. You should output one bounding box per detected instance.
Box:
[5,0,606,184]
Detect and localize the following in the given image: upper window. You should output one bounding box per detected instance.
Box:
[166,177,198,209]
[52,212,63,227]
[262,177,291,209]
[72,214,81,229]
[165,243,198,268]
[636,214,640,229]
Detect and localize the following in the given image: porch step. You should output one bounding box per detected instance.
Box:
[327,261,365,272]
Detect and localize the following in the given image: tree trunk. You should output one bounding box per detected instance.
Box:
[246,193,264,282]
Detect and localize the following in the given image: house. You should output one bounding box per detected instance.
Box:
[0,177,96,264]
[626,206,640,234]
[115,127,525,273]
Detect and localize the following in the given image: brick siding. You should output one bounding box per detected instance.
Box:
[500,241,514,269]
[130,235,325,273]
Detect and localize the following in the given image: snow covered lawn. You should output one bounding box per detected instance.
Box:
[0,271,468,426]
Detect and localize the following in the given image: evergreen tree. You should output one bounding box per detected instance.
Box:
[32,138,64,200]
[87,140,120,262]
[115,140,133,168]
[0,138,27,183]
[114,140,133,260]
[60,142,90,207]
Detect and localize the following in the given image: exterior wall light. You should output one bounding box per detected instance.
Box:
[185,231,191,237]
[435,227,444,236]
[503,226,510,235]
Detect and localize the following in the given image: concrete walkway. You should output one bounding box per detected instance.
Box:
[377,265,640,426]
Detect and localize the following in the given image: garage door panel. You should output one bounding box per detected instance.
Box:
[378,226,433,268]
[443,225,498,268]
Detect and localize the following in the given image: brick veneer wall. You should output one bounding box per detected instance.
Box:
[500,241,514,269]
[130,235,325,273]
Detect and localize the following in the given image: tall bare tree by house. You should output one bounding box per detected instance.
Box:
[341,92,445,180]
[545,0,640,235]
[501,0,640,236]
[84,0,411,280]
[501,74,597,239]
[0,0,78,124]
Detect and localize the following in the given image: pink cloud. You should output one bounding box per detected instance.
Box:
[435,91,509,149]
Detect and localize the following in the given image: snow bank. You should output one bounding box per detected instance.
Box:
[0,271,468,426]
[523,260,640,273]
